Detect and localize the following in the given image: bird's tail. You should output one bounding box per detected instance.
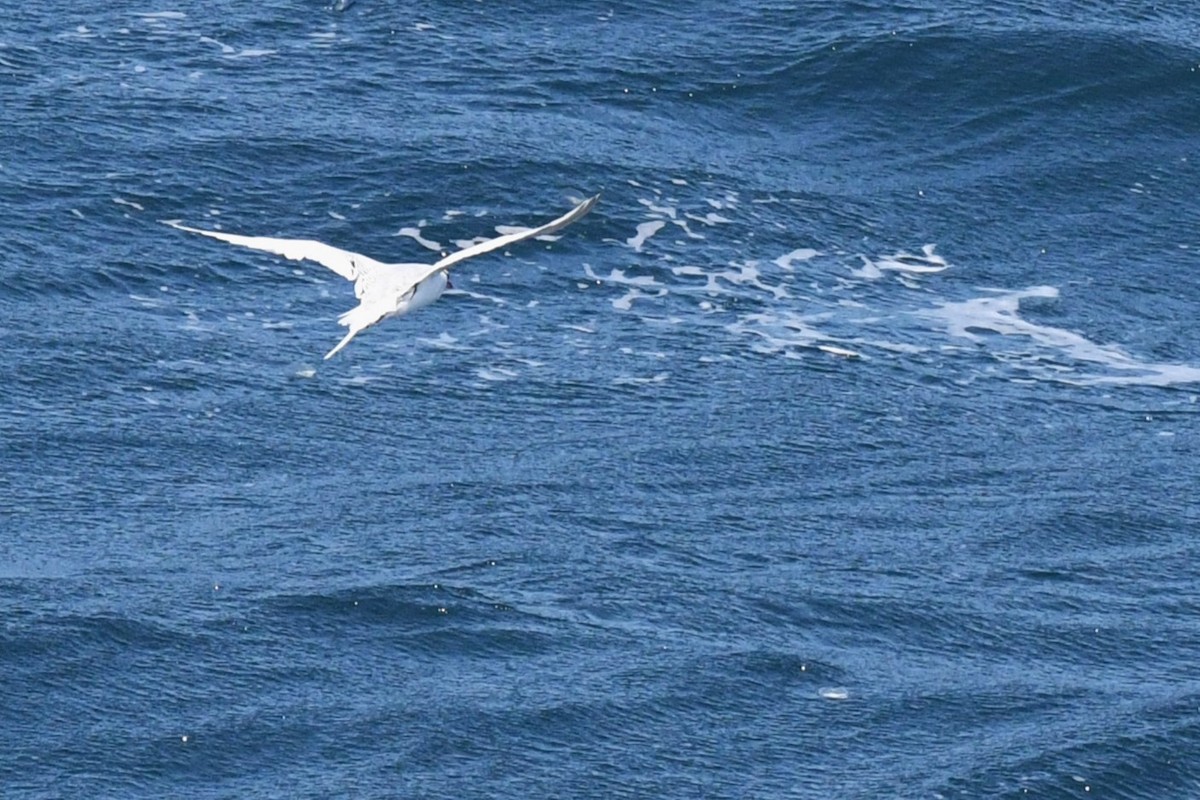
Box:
[337,303,377,328]
[324,327,363,360]
[325,304,383,359]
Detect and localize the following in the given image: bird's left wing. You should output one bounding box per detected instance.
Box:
[431,193,600,273]
[164,221,368,283]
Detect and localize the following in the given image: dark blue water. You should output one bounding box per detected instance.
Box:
[3,2,1199,797]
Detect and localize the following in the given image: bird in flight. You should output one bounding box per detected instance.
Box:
[165,193,599,359]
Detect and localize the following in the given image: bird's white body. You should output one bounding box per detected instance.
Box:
[166,194,599,359]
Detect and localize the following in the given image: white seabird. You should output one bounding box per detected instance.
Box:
[166,193,599,359]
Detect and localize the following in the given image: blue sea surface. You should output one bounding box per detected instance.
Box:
[2,1,1199,798]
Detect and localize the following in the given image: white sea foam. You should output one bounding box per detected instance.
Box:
[924,287,1200,385]
[615,181,1200,386]
[612,287,668,311]
[394,227,441,251]
[453,236,490,251]
[852,245,949,279]
[686,211,733,226]
[703,191,740,210]
[626,220,665,252]
[670,218,705,240]
[638,200,678,220]
[726,310,866,359]
[584,264,664,289]
[773,248,820,271]
[672,261,788,300]
[199,36,235,54]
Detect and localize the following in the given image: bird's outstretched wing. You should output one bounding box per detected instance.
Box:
[164,221,368,282]
[431,193,600,273]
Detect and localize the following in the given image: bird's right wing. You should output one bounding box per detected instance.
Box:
[431,193,600,272]
[164,221,368,283]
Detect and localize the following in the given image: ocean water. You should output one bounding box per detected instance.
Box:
[2,1,1199,797]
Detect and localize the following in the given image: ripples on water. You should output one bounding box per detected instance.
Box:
[2,2,1199,798]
